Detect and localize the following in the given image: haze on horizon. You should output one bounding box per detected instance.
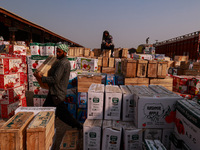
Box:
[1,0,200,49]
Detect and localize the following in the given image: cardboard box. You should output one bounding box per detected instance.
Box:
[143,128,162,140]
[0,57,23,74]
[121,121,143,150]
[169,133,183,150]
[115,75,124,85]
[10,45,27,55]
[15,106,56,115]
[60,130,79,150]
[67,103,77,119]
[77,92,87,108]
[68,71,77,89]
[45,43,55,56]
[101,73,106,85]
[104,85,122,120]
[30,43,40,56]
[128,85,183,128]
[77,108,87,123]
[162,128,173,150]
[88,84,104,119]
[83,119,102,150]
[106,74,115,85]
[174,100,200,150]
[120,85,134,121]
[115,58,121,74]
[39,43,46,56]
[1,100,20,118]
[67,57,77,71]
[80,58,98,72]
[0,73,21,90]
[31,81,49,95]
[33,95,41,107]
[102,120,122,150]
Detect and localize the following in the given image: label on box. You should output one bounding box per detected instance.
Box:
[11,45,27,55]
[46,46,55,56]
[0,73,20,89]
[30,45,40,55]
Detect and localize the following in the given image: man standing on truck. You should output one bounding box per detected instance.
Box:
[34,44,83,130]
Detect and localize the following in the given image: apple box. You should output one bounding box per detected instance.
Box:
[104,85,122,120]
[120,121,143,150]
[162,128,174,150]
[9,45,27,55]
[19,97,27,107]
[0,57,22,74]
[30,43,40,56]
[77,108,87,123]
[81,58,98,72]
[128,85,183,128]
[102,120,122,150]
[1,100,20,118]
[33,95,42,107]
[77,92,87,108]
[143,128,162,141]
[45,43,55,56]
[88,84,104,119]
[174,100,200,150]
[120,85,134,121]
[67,57,77,71]
[0,85,25,104]
[32,82,49,95]
[39,43,46,56]
[66,103,76,119]
[83,119,102,150]
[0,73,21,90]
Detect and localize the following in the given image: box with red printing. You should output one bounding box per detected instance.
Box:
[0,73,21,89]
[0,85,25,104]
[0,57,23,74]
[173,76,192,94]
[188,77,200,95]
[174,92,194,100]
[1,100,20,118]
[19,97,27,107]
[9,45,27,55]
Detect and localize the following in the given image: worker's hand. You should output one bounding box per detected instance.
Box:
[34,71,42,79]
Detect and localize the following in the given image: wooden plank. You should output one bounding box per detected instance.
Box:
[102,57,109,67]
[157,62,168,79]
[174,56,189,62]
[79,48,84,56]
[125,78,149,85]
[89,51,94,57]
[137,60,148,77]
[102,67,115,74]
[148,60,157,78]
[114,48,121,58]
[150,78,173,84]
[0,112,34,150]
[123,59,137,78]
[109,58,115,68]
[0,119,5,128]
[122,48,128,58]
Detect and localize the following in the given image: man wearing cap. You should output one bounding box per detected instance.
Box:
[34,44,83,129]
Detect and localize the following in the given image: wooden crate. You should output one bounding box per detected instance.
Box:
[26,111,55,150]
[167,61,174,70]
[137,60,148,77]
[157,61,168,78]
[123,58,137,78]
[124,78,149,86]
[0,119,5,128]
[193,62,200,70]
[93,49,101,57]
[0,112,34,150]
[102,67,115,74]
[150,77,173,91]
[84,48,90,57]
[180,61,190,70]
[103,50,111,57]
[79,47,84,56]
[98,57,103,66]
[148,60,157,78]
[98,66,102,72]
[60,129,79,150]
[114,48,121,58]
[109,58,115,68]
[174,56,189,62]
[74,47,79,57]
[89,51,94,57]
[68,47,75,56]
[183,69,199,76]
[78,75,102,92]
[122,48,128,58]
[103,57,109,67]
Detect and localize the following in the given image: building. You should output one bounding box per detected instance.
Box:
[0,7,83,47]
[154,31,200,60]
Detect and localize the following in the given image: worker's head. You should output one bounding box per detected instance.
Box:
[56,44,69,59]
[103,30,109,37]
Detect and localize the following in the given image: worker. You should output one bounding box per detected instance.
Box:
[34,44,83,130]
[101,30,114,57]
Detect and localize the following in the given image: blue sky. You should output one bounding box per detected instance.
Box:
[1,0,200,49]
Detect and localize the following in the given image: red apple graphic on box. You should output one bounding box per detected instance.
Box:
[38,49,40,55]
[34,87,40,94]
[15,78,19,83]
[32,61,38,69]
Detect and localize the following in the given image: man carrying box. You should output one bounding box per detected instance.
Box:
[34,44,83,129]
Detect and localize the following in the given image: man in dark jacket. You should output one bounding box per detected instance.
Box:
[34,44,82,129]
[101,30,114,57]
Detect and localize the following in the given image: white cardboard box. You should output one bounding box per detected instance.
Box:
[128,85,183,128]
[88,84,104,119]
[143,128,162,141]
[83,119,102,150]
[104,85,122,120]
[174,100,200,150]
[102,120,122,150]
[121,121,143,150]
[162,128,173,150]
[120,85,134,121]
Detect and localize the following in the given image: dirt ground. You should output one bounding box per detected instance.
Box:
[26,91,83,150]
